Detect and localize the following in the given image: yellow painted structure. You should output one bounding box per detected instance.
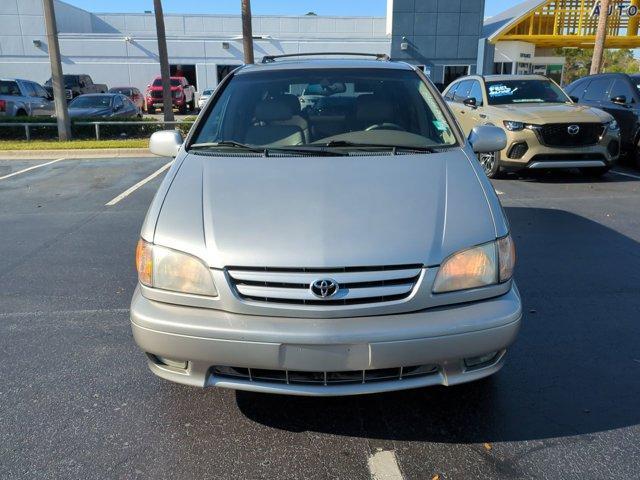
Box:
[492,0,640,48]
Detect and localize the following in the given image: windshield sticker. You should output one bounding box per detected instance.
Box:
[433,120,448,132]
[488,84,518,98]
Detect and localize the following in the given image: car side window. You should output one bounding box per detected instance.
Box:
[32,83,49,98]
[444,82,459,101]
[565,79,586,98]
[609,79,635,103]
[114,96,124,109]
[453,80,472,103]
[21,82,36,97]
[583,78,612,101]
[468,81,483,106]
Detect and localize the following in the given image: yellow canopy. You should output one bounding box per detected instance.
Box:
[487,0,640,48]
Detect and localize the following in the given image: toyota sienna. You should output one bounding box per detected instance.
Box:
[131,54,522,396]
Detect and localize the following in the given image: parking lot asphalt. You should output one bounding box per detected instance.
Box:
[0,157,639,480]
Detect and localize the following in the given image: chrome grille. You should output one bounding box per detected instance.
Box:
[212,364,438,385]
[227,265,422,306]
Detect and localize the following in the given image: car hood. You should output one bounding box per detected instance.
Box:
[487,103,611,124]
[68,107,112,118]
[152,149,499,269]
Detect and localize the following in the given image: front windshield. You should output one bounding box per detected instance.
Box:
[191,68,457,152]
[486,80,570,105]
[69,95,112,108]
[110,88,131,95]
[152,78,181,87]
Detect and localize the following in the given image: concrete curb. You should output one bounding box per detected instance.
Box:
[0,148,155,160]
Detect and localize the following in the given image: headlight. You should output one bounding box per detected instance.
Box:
[607,120,620,131]
[135,239,218,296]
[433,235,515,293]
[503,121,525,132]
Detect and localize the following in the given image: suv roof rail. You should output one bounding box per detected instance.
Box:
[261,52,390,63]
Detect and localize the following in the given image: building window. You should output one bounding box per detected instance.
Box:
[493,62,513,75]
[443,66,470,86]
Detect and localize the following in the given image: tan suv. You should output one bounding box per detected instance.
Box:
[443,75,621,178]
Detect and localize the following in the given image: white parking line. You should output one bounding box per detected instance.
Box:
[368,450,404,480]
[611,169,640,180]
[105,161,173,206]
[0,157,65,181]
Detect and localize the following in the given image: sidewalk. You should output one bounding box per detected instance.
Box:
[0,148,155,160]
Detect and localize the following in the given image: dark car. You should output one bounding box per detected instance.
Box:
[565,73,640,167]
[109,86,145,111]
[44,74,107,100]
[67,93,141,119]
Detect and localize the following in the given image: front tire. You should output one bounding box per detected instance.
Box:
[477,150,501,178]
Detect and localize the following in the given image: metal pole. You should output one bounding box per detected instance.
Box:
[42,0,71,141]
[590,0,611,74]
[95,123,100,140]
[25,124,31,142]
[153,0,175,122]
[241,0,255,64]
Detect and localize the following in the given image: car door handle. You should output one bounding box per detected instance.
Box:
[459,110,466,114]
[479,114,487,119]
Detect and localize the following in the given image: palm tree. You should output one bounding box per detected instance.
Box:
[153,0,174,122]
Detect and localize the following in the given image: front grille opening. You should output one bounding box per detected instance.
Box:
[227,264,423,307]
[211,365,439,386]
[536,123,605,147]
[242,293,410,306]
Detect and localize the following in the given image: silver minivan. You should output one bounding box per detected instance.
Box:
[131,55,521,396]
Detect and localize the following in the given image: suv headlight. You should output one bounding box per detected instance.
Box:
[135,239,218,296]
[503,121,525,131]
[607,120,620,131]
[433,235,515,293]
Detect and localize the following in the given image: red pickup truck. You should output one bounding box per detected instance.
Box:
[146,76,196,114]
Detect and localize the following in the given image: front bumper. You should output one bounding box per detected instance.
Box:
[130,284,522,396]
[499,126,620,171]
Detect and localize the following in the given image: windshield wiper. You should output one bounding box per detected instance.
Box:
[319,140,437,153]
[189,142,347,156]
[189,141,265,153]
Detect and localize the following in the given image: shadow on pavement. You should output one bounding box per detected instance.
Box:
[236,207,640,442]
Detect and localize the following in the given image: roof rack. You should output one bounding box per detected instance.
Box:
[261,52,390,63]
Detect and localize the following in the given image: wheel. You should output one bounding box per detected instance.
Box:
[477,150,502,178]
[179,102,187,115]
[580,166,611,178]
[189,98,196,112]
[15,109,28,117]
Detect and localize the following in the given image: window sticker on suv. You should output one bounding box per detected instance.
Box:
[488,84,516,98]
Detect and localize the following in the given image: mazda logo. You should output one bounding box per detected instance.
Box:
[310,279,339,299]
[567,125,580,135]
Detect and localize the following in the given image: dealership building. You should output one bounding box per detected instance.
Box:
[1,0,640,94]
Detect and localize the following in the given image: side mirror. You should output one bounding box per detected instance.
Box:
[149,130,183,157]
[468,125,507,153]
[463,97,477,108]
[113,104,123,112]
[611,95,627,105]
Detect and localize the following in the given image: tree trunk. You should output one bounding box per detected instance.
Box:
[241,0,255,64]
[591,0,611,75]
[42,0,71,141]
[153,0,174,122]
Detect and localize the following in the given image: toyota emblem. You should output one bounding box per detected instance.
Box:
[310,279,339,298]
[567,124,580,135]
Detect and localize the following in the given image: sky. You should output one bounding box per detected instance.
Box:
[62,0,507,18]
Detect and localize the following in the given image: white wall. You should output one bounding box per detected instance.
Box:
[0,1,389,94]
